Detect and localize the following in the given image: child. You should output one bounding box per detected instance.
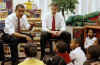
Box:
[84,46,100,65]
[70,39,86,65]
[18,45,44,65]
[43,54,66,65]
[84,29,97,49]
[43,41,69,65]
[55,41,72,64]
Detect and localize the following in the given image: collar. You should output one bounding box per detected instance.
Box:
[13,12,24,20]
[87,36,95,39]
[50,12,59,17]
[72,47,81,51]
[25,57,35,61]
[13,13,18,20]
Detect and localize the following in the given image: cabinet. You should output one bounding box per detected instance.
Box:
[73,26,100,43]
[73,27,84,44]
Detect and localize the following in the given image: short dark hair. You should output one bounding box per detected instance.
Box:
[56,41,67,53]
[87,45,100,60]
[15,4,25,11]
[50,2,58,7]
[87,29,95,34]
[24,45,37,57]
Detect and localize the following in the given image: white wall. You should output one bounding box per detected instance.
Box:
[95,0,100,11]
[76,0,100,15]
[13,0,51,19]
[39,0,51,19]
[13,0,100,16]
[13,0,27,11]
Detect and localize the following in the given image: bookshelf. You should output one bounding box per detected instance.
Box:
[22,9,41,42]
[73,27,84,44]
[20,9,42,53]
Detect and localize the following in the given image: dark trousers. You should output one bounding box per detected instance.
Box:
[2,33,32,64]
[40,31,71,59]
[0,43,5,61]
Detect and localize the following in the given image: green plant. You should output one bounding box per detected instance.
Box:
[52,0,78,18]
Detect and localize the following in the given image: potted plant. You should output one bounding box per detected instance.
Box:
[52,0,78,19]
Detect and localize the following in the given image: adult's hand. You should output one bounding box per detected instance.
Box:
[29,24,35,30]
[25,35,33,43]
[50,31,57,36]
[13,32,33,43]
[56,31,62,36]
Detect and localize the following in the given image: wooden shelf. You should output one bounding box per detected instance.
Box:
[28,18,41,21]
[84,25,100,29]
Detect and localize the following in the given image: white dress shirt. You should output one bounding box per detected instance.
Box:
[70,47,86,65]
[4,13,30,35]
[84,37,97,49]
[42,12,66,31]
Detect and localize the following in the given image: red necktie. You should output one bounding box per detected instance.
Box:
[52,16,56,38]
[52,15,55,31]
[18,18,21,33]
